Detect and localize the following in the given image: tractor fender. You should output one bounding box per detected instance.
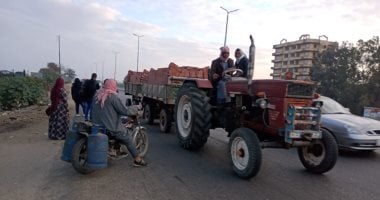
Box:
[183,79,213,89]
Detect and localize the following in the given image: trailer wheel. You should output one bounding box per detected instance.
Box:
[144,104,154,124]
[175,84,211,150]
[229,128,262,179]
[159,108,172,133]
[298,128,338,174]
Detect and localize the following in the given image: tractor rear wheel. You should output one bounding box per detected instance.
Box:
[175,84,211,150]
[298,128,338,174]
[229,128,262,179]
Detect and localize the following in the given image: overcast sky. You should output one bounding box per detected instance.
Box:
[1,0,379,81]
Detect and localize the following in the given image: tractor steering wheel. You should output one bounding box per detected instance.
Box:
[222,68,244,78]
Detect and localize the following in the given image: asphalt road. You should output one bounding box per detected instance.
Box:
[1,117,380,200]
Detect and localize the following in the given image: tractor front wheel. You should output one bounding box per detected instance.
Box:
[298,128,338,174]
[229,128,262,179]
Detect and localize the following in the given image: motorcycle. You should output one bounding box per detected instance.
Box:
[70,115,149,174]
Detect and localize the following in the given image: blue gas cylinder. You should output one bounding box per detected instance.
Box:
[61,120,81,162]
[87,125,108,169]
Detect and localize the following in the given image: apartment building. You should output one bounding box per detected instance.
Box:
[271,34,338,80]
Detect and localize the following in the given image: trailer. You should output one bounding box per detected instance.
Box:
[124,62,209,133]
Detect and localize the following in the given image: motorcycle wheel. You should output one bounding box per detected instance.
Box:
[71,138,94,174]
[132,128,149,157]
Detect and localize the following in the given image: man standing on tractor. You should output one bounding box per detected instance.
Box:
[210,46,234,104]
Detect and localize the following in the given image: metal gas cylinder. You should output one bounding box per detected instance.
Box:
[87,125,108,169]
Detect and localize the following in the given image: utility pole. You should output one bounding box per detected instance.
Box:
[57,35,61,75]
[101,60,104,82]
[133,33,144,72]
[113,51,119,80]
[220,7,239,46]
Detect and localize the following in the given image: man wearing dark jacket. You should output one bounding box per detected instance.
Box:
[210,46,234,104]
[82,73,100,120]
[71,78,84,116]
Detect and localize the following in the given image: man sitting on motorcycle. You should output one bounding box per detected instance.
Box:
[91,79,147,167]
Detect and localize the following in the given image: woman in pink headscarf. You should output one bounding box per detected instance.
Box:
[48,77,69,140]
[91,79,147,167]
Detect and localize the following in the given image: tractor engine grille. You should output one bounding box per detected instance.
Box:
[287,83,315,98]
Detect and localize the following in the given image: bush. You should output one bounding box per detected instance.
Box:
[0,77,48,110]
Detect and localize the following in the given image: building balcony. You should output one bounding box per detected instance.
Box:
[271,59,283,63]
[270,73,281,77]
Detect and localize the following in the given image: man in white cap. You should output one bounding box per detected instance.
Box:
[210,46,234,104]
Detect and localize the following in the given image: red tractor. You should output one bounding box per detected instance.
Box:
[174,36,338,179]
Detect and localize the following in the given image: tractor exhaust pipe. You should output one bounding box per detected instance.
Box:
[248,35,255,95]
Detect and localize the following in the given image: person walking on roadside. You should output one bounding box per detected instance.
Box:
[81,73,100,121]
[210,46,234,104]
[48,77,69,140]
[91,79,147,167]
[234,48,249,77]
[71,78,84,116]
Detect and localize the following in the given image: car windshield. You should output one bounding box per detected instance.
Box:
[318,96,351,114]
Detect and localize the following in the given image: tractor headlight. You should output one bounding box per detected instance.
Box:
[256,98,268,109]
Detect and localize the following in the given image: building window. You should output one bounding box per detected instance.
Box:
[298,68,309,73]
[292,45,296,50]
[295,60,299,65]
[283,61,288,65]
[290,53,295,57]
[296,52,300,57]
[290,60,294,65]
[284,54,288,58]
[314,44,317,48]
[296,45,300,49]
[285,46,289,50]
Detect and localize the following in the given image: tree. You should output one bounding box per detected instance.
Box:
[38,62,60,87]
[312,36,380,115]
[47,62,60,73]
[63,68,76,82]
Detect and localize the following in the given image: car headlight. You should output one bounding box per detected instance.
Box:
[344,124,361,135]
[312,100,323,108]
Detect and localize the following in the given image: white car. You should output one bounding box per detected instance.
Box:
[317,96,380,151]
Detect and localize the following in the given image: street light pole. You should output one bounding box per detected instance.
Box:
[113,51,119,80]
[101,60,104,82]
[220,7,239,46]
[57,35,61,75]
[133,33,144,72]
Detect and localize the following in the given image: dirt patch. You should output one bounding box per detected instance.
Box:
[0,105,47,134]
